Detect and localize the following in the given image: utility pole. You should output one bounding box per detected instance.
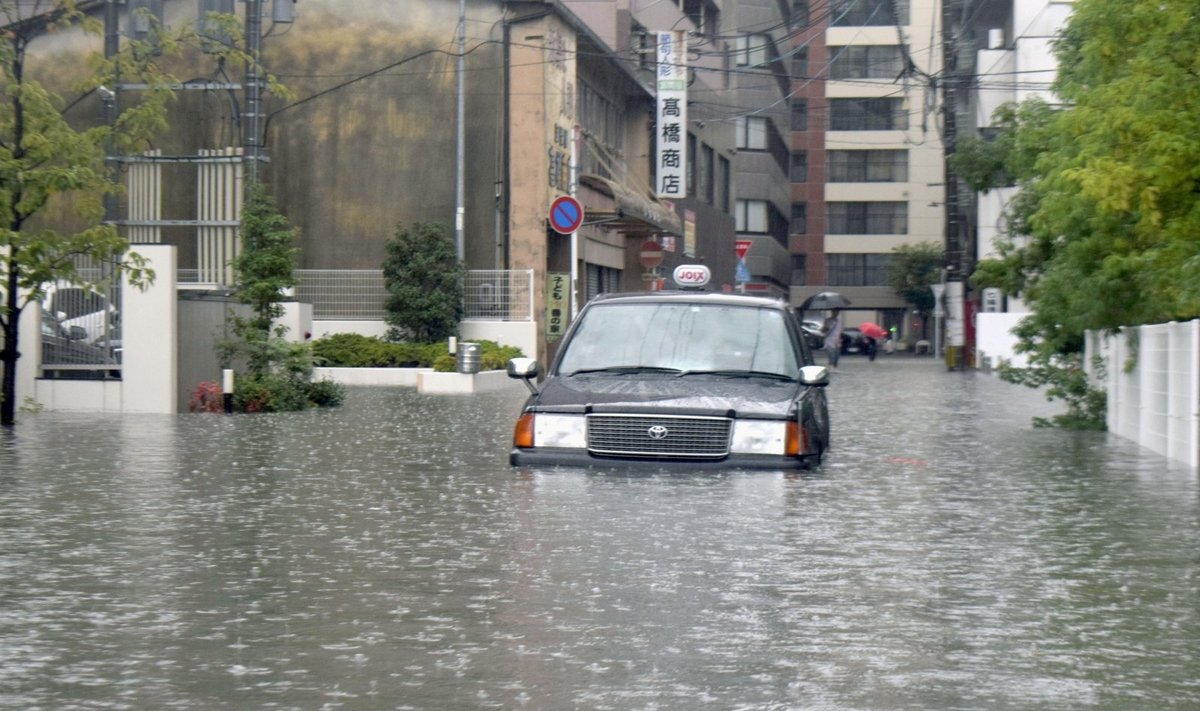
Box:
[244,0,264,187]
[102,0,120,227]
[940,0,966,368]
[454,0,466,262]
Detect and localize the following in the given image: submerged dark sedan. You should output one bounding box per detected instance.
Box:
[507,266,831,469]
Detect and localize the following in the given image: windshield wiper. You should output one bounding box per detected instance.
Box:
[676,369,795,381]
[565,366,684,377]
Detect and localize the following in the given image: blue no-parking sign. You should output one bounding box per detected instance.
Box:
[549,195,584,234]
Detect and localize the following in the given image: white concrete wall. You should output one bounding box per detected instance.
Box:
[28,244,179,414]
[121,245,177,413]
[1089,320,1200,469]
[975,312,1030,371]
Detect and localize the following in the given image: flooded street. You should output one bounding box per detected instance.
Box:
[2,357,1198,709]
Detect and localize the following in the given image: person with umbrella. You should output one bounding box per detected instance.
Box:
[859,322,888,362]
[822,310,843,367]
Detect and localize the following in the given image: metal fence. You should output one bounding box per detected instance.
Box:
[294,269,534,322]
[295,270,387,320]
[1087,320,1200,468]
[40,270,122,377]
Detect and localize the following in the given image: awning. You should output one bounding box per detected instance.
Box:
[578,174,683,236]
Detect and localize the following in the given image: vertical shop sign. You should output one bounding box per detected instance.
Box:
[546,272,569,341]
[655,30,687,198]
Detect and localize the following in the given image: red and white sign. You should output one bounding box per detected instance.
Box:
[735,239,753,260]
[639,240,664,269]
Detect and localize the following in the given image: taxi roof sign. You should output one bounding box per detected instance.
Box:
[672,264,711,288]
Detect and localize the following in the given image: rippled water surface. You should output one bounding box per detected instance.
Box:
[2,357,1198,710]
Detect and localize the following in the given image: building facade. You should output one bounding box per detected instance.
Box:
[787,0,948,338]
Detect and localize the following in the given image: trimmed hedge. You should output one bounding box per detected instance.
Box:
[312,334,523,372]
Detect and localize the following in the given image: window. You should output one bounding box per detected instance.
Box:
[792,47,808,78]
[791,99,808,131]
[790,202,807,234]
[829,98,907,131]
[791,1,810,27]
[827,254,892,286]
[683,0,719,35]
[735,34,772,67]
[790,254,807,285]
[578,81,626,177]
[736,199,769,233]
[827,202,907,234]
[829,45,904,80]
[831,0,909,27]
[790,151,808,182]
[736,116,768,150]
[828,150,908,182]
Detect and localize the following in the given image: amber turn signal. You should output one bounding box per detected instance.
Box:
[513,412,536,448]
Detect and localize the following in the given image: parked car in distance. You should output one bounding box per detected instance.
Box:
[507,265,831,470]
[799,319,825,350]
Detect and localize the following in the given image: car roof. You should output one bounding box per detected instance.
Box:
[587,290,793,311]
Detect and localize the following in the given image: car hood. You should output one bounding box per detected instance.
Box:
[529,373,799,419]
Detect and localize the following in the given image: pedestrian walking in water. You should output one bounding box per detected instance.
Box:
[822,311,842,368]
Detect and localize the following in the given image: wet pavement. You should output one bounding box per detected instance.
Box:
[1,356,1198,709]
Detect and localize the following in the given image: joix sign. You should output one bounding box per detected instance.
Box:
[655,31,687,199]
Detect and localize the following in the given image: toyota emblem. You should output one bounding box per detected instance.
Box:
[647,425,669,440]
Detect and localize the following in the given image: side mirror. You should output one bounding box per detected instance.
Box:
[68,325,89,341]
[799,364,830,387]
[507,357,541,394]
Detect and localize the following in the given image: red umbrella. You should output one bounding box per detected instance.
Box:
[860,322,887,340]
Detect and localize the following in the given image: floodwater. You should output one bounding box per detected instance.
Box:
[1,357,1198,710]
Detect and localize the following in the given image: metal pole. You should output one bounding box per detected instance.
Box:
[244,0,263,186]
[102,1,120,226]
[569,125,580,318]
[454,0,466,262]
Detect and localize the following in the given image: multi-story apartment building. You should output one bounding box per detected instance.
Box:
[788,0,948,338]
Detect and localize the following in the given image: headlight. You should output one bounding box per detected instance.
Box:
[531,413,587,449]
[730,420,787,455]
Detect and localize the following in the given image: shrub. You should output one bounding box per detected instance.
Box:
[305,379,345,407]
[382,222,465,342]
[233,375,310,413]
[189,380,225,413]
[310,334,525,371]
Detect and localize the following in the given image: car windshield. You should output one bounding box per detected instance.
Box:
[557,302,799,377]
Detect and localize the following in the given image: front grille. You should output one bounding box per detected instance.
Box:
[587,414,732,459]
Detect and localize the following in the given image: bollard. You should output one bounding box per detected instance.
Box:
[223,369,234,413]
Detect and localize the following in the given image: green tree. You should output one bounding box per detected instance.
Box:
[216,180,341,411]
[953,0,1200,429]
[382,221,464,342]
[963,0,1200,357]
[0,2,287,425]
[233,181,297,346]
[887,241,944,317]
[0,2,164,426]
